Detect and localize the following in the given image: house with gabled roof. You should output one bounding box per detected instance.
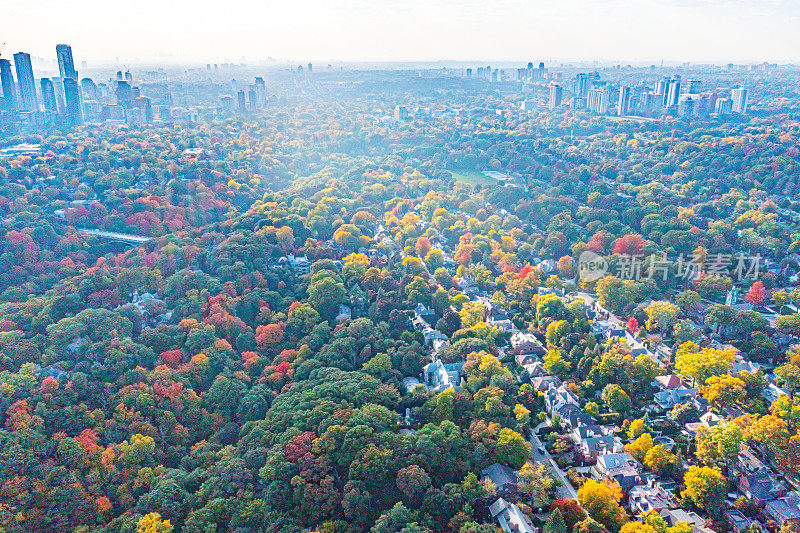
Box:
[660,508,713,533]
[544,382,579,415]
[578,433,625,463]
[731,448,787,507]
[655,374,683,390]
[654,386,697,411]
[592,319,626,341]
[488,498,535,533]
[481,463,519,499]
[629,479,675,514]
[724,510,757,533]
[591,452,644,490]
[765,492,800,527]
[422,360,463,392]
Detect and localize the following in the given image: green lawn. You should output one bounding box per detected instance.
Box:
[446,169,497,186]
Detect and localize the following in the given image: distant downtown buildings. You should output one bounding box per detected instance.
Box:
[498,59,752,118]
[0,43,158,126]
[466,62,749,119]
[0,46,83,124]
[568,71,749,118]
[13,52,38,112]
[0,49,756,126]
[56,44,78,80]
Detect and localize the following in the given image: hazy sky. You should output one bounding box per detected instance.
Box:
[6,0,800,65]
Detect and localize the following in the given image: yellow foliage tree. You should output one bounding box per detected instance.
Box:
[624,433,653,463]
[137,512,173,533]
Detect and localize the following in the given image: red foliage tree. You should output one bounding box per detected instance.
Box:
[517,264,533,280]
[242,351,259,370]
[453,243,476,266]
[256,323,285,350]
[415,236,432,258]
[284,431,316,462]
[40,376,59,393]
[746,280,765,305]
[612,234,646,257]
[159,349,183,368]
[586,232,607,254]
[627,317,639,333]
[96,496,112,513]
[552,499,587,530]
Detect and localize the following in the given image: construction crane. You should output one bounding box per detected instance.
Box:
[0,42,6,59]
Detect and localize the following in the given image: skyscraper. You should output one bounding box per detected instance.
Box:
[13,52,38,111]
[56,44,78,80]
[573,73,589,98]
[135,97,153,123]
[40,78,58,112]
[715,98,733,115]
[587,87,610,113]
[731,87,748,113]
[254,77,266,106]
[654,77,670,106]
[115,81,133,108]
[666,75,681,107]
[688,79,702,94]
[81,77,99,101]
[237,90,246,113]
[639,90,654,113]
[532,62,546,82]
[617,85,631,115]
[63,77,83,125]
[548,83,562,110]
[0,59,16,109]
[52,78,67,112]
[677,95,697,117]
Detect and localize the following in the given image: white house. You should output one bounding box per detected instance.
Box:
[544,383,579,415]
[488,498,535,533]
[423,360,464,392]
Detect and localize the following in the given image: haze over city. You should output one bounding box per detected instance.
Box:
[7,0,800,64]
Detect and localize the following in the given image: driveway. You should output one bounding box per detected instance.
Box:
[529,427,578,500]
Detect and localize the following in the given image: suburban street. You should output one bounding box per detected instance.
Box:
[530,424,578,500]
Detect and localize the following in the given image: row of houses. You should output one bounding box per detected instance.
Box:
[411,302,463,393]
[537,353,718,529]
[598,307,800,531]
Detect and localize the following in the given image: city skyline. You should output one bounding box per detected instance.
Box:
[5,0,800,64]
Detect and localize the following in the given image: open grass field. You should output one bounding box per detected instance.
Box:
[447,169,497,186]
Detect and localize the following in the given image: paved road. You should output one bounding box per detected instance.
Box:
[78,228,151,244]
[530,425,578,500]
